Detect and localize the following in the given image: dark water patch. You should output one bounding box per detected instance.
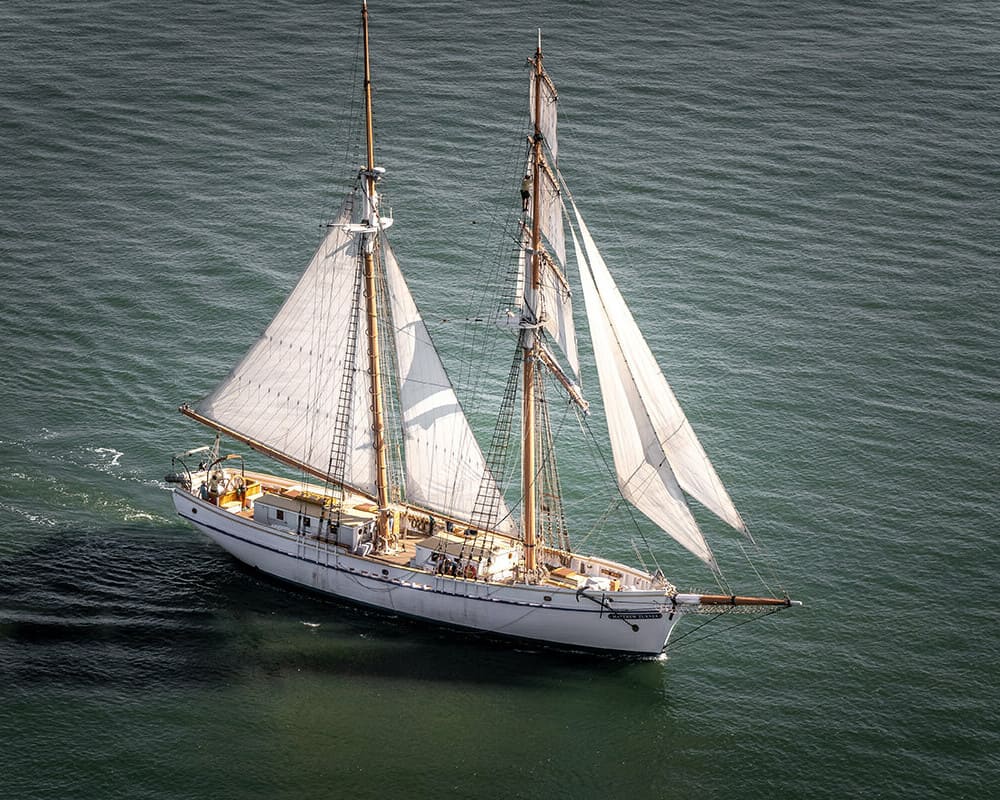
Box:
[0,531,239,689]
[0,526,653,695]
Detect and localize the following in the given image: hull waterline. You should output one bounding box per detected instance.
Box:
[173,491,683,656]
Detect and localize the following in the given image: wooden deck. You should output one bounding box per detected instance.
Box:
[369,535,420,566]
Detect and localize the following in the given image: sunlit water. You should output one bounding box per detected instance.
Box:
[1,1,997,797]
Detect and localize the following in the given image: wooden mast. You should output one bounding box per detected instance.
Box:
[522,31,545,576]
[360,0,391,533]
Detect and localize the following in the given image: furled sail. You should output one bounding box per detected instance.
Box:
[383,240,514,532]
[196,197,378,497]
[571,201,748,567]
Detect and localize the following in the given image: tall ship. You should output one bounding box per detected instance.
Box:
[167,2,799,657]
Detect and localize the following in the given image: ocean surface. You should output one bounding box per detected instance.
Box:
[1,1,998,797]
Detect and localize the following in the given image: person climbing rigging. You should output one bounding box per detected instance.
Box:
[520,174,531,211]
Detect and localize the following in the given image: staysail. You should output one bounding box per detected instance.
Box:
[383,239,513,531]
[195,198,378,497]
[571,201,747,568]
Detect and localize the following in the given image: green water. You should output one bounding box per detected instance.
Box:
[1,1,997,797]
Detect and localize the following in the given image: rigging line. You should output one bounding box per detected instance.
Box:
[738,539,778,598]
[325,233,366,507]
[535,369,571,551]
[418,82,531,234]
[738,528,788,598]
[578,412,653,550]
[439,121,521,340]
[473,382,518,531]
[494,112,534,227]
[304,197,351,467]
[547,386,580,541]
[544,409,613,531]
[438,157,530,529]
[572,417,665,577]
[475,345,522,523]
[572,427,625,550]
[452,119,534,399]
[448,253,519,431]
[373,241,407,505]
[713,557,733,596]
[331,22,365,219]
[663,609,729,649]
[629,539,653,578]
[665,605,787,652]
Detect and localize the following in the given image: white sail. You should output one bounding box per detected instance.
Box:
[535,163,567,270]
[572,226,715,567]
[529,69,558,161]
[581,212,745,533]
[525,58,576,377]
[383,241,514,532]
[536,248,579,377]
[196,199,378,497]
[572,202,748,566]
[514,228,528,315]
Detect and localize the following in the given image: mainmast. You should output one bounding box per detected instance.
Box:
[360,1,391,531]
[522,30,545,576]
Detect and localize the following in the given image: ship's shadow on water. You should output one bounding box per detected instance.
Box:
[0,527,656,692]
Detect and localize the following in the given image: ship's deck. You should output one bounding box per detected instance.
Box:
[205,468,656,592]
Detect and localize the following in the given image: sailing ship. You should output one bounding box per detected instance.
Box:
[167,3,799,657]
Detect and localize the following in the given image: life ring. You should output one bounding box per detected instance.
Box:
[463,563,478,580]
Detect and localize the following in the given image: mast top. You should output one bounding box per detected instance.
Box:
[361,0,375,176]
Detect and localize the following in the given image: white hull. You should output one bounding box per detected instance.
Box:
[173,490,684,656]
